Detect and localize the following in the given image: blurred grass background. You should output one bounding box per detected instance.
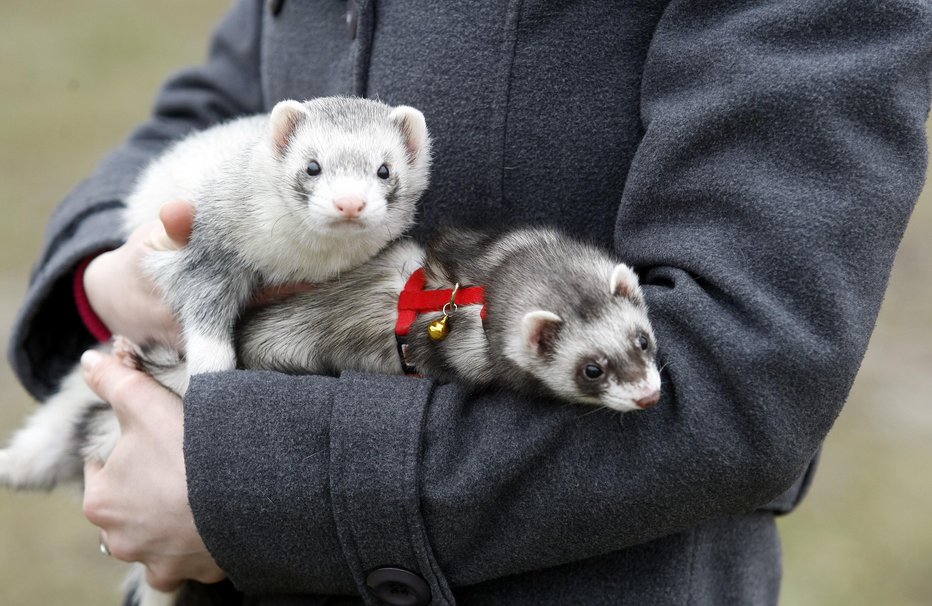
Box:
[0,1,929,604]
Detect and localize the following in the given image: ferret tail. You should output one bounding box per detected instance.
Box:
[0,362,100,490]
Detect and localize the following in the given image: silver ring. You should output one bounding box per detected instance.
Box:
[99,535,111,557]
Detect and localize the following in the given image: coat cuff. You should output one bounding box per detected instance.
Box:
[183,370,453,604]
[329,372,454,605]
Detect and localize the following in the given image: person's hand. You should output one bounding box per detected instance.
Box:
[83,201,194,347]
[81,348,226,592]
[84,200,312,346]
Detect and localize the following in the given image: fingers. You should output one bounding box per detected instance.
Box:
[159,201,195,247]
[80,350,174,425]
[82,459,107,528]
[146,561,226,593]
[145,567,184,594]
[159,200,194,247]
[83,459,123,549]
[146,200,195,251]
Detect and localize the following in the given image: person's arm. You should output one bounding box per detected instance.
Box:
[179,0,932,600]
[7,0,264,399]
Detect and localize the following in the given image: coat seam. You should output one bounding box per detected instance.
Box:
[328,373,374,604]
[685,521,702,606]
[405,380,456,605]
[352,0,375,98]
[256,0,267,110]
[491,0,524,212]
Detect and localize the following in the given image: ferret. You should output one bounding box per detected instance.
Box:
[131,96,431,375]
[238,227,662,411]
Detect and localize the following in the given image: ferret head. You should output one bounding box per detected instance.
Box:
[510,263,661,412]
[263,97,430,245]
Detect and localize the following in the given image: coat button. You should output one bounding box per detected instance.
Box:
[365,567,431,606]
[346,1,359,39]
[268,0,285,16]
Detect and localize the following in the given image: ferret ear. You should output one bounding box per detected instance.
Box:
[610,263,641,300]
[269,100,307,158]
[521,310,563,358]
[389,105,429,165]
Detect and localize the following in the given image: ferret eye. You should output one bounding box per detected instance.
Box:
[583,363,604,380]
[637,334,649,351]
[377,163,390,179]
[306,161,322,176]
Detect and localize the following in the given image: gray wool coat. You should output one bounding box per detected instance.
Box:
[8,1,932,605]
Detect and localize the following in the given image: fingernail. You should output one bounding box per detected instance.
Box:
[81,350,103,371]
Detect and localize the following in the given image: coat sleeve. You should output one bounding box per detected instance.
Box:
[7,0,265,400]
[181,0,932,602]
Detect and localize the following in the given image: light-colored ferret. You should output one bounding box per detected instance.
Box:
[134,96,431,375]
[0,96,430,606]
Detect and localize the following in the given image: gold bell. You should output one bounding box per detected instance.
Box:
[427,283,460,342]
[428,316,449,341]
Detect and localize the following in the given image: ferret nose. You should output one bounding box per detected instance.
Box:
[333,195,367,219]
[635,389,661,409]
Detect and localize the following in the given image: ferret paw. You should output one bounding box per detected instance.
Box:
[184,333,237,375]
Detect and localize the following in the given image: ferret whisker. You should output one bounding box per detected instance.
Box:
[270,212,291,240]
[576,406,610,420]
[293,211,315,239]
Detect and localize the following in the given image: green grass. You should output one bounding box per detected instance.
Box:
[0,2,930,604]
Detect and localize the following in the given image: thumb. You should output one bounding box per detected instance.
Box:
[146,201,195,251]
[80,350,174,427]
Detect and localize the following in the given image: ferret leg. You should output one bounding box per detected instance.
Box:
[148,246,258,375]
[179,273,254,374]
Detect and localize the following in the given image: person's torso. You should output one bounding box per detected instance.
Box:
[259,0,669,247]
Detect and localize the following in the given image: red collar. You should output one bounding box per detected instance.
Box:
[396,268,487,337]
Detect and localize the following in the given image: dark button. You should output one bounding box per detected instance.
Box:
[365,567,431,606]
[346,1,359,40]
[268,0,285,16]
